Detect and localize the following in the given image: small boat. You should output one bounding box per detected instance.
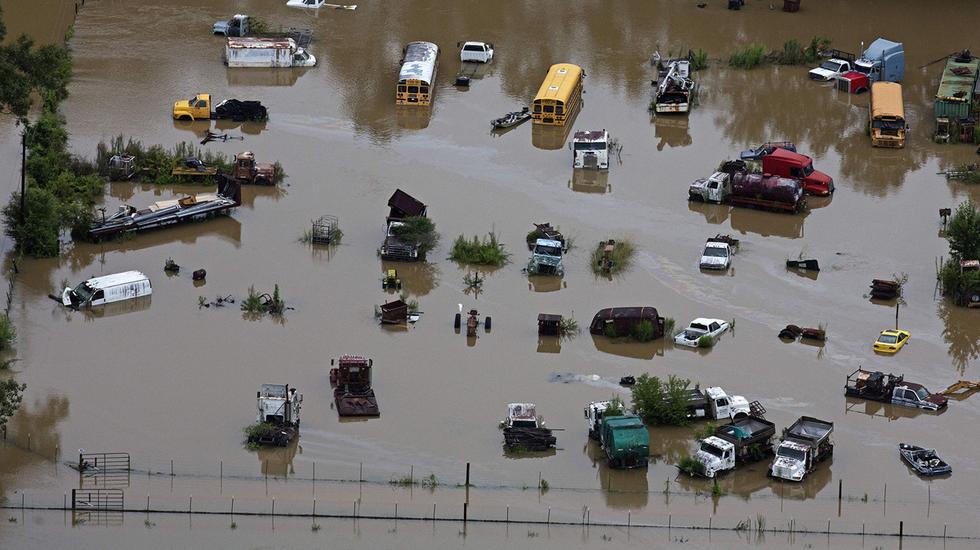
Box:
[286,0,357,9]
[899,443,951,476]
[491,107,531,129]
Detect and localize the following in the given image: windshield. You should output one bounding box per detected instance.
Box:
[878,334,898,344]
[534,245,562,257]
[511,419,537,428]
[703,247,727,258]
[777,446,806,461]
[72,282,95,302]
[699,442,724,458]
[574,142,607,151]
[463,45,484,52]
[802,164,814,176]
[914,387,930,401]
[820,61,842,71]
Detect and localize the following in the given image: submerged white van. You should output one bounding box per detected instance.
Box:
[62,271,152,308]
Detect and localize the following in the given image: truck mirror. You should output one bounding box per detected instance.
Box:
[256,391,260,398]
[369,359,373,367]
[584,408,588,419]
[330,358,334,365]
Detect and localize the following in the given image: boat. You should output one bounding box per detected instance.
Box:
[286,0,357,9]
[899,443,951,476]
[491,107,531,129]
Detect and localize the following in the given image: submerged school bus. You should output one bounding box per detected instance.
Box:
[532,63,583,126]
[869,82,906,148]
[396,41,439,106]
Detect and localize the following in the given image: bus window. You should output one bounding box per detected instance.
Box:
[420,86,429,94]
[398,85,407,93]
[533,104,541,113]
[555,104,564,115]
[543,105,554,113]
[408,86,419,94]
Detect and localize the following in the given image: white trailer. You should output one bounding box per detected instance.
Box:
[225,37,316,68]
[62,271,152,308]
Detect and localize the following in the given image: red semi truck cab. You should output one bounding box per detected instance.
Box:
[762,148,834,196]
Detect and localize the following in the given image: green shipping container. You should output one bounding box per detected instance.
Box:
[934,56,980,120]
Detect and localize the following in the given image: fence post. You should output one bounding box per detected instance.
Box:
[231,496,235,516]
[272,498,275,517]
[146,494,149,512]
[547,507,551,524]
[506,505,509,523]
[463,502,468,524]
[189,495,192,513]
[899,520,903,539]
[313,498,316,517]
[170,459,174,477]
[465,462,470,487]
[432,503,436,521]
[71,489,76,510]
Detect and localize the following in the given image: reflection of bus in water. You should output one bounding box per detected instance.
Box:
[569,169,610,193]
[395,105,431,130]
[396,41,439,106]
[532,119,575,150]
[532,63,583,126]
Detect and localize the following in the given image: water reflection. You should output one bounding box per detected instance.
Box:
[395,106,431,130]
[225,68,310,87]
[536,335,561,354]
[0,394,71,501]
[568,169,610,194]
[172,118,268,138]
[730,208,808,240]
[532,121,576,151]
[652,115,691,150]
[938,299,980,374]
[584,440,649,509]
[254,439,300,478]
[382,261,438,297]
[527,276,564,293]
[590,334,665,360]
[843,396,942,421]
[82,296,152,321]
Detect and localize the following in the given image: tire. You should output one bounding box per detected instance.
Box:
[734,412,747,420]
[454,313,461,329]
[178,115,192,121]
[484,316,492,330]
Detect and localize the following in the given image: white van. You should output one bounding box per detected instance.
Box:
[62,271,152,308]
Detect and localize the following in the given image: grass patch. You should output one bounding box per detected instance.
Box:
[242,422,276,448]
[689,49,708,71]
[712,479,725,497]
[559,315,579,336]
[241,285,286,316]
[728,44,767,69]
[96,135,233,184]
[630,320,657,342]
[449,232,509,266]
[693,423,717,441]
[664,317,676,336]
[697,334,715,348]
[591,238,635,275]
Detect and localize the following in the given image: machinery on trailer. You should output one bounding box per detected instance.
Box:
[329,355,379,417]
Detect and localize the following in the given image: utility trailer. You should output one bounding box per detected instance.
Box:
[329,355,379,417]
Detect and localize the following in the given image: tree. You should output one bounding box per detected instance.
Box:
[630,374,693,426]
[0,378,26,431]
[946,200,980,261]
[3,187,62,257]
[0,6,72,120]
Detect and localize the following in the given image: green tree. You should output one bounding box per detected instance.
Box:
[3,187,62,257]
[0,6,72,119]
[630,374,693,426]
[0,379,26,431]
[946,200,980,261]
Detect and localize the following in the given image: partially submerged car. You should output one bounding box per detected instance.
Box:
[873,329,910,354]
[699,241,731,270]
[674,318,729,348]
[739,141,796,161]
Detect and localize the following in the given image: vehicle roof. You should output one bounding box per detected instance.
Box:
[399,41,439,85]
[861,38,902,60]
[604,415,643,427]
[388,189,427,217]
[704,241,729,249]
[462,41,488,47]
[690,318,724,326]
[534,63,583,103]
[839,70,866,80]
[704,386,728,399]
[259,384,288,398]
[702,435,731,447]
[937,56,980,102]
[871,82,904,119]
[573,130,607,141]
[83,271,149,287]
[592,306,660,323]
[879,329,909,337]
[538,313,562,322]
[227,37,295,49]
[780,440,809,451]
[535,238,563,248]
[765,147,810,163]
[507,403,537,420]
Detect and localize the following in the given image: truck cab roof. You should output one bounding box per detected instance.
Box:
[702,435,733,451]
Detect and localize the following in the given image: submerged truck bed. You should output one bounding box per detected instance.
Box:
[716,416,775,448]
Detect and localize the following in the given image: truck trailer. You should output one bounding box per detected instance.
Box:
[225,37,316,68]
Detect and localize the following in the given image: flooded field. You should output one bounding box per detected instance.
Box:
[3,0,980,546]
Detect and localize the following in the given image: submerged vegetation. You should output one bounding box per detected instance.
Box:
[389,216,439,260]
[591,238,635,275]
[241,285,286,317]
[242,422,276,449]
[0,315,16,351]
[449,232,510,266]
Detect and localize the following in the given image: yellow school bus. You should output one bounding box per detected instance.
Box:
[532,63,583,126]
[870,82,905,148]
[396,41,439,106]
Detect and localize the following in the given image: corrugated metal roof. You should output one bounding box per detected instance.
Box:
[936,56,980,103]
[399,41,439,84]
[227,37,296,49]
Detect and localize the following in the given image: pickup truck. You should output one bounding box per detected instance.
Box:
[380,189,428,262]
[844,369,948,411]
[689,163,807,214]
[769,416,833,482]
[699,240,731,270]
[213,14,249,36]
[172,94,268,122]
[686,386,759,421]
[600,415,649,469]
[674,318,729,347]
[808,50,856,81]
[693,416,775,477]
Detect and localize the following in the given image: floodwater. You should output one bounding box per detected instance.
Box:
[3,0,980,546]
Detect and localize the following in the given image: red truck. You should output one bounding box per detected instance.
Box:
[761,148,834,196]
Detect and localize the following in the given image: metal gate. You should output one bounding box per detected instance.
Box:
[75,452,131,487]
[72,488,124,510]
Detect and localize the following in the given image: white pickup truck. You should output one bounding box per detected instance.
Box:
[808,58,852,81]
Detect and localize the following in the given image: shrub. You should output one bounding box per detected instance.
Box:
[630,320,657,342]
[678,455,704,476]
[0,315,16,351]
[591,238,635,275]
[389,216,439,259]
[697,334,715,348]
[449,232,509,266]
[689,49,708,71]
[3,187,62,257]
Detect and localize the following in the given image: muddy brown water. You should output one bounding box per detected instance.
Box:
[3,0,980,545]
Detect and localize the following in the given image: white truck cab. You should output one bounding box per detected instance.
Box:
[527,238,565,276]
[571,130,609,170]
[809,58,852,81]
[62,271,152,308]
[704,386,750,419]
[459,41,494,63]
[584,400,612,440]
[689,171,731,203]
[771,440,810,481]
[695,436,735,477]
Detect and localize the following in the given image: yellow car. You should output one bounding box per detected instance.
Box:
[873,329,910,354]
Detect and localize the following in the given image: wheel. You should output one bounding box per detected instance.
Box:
[178,115,192,121]
[382,280,387,289]
[454,313,461,329]
[734,412,747,420]
[484,316,492,330]
[396,281,402,290]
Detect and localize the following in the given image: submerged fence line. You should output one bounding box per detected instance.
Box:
[0,500,974,542]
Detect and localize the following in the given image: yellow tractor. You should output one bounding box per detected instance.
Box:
[381,269,401,290]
